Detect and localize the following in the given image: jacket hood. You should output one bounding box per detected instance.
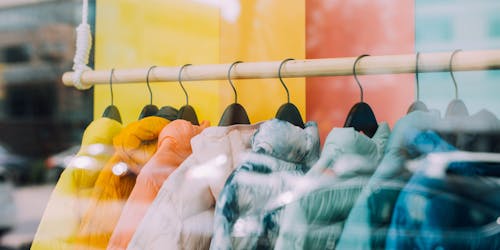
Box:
[189,122,261,163]
[81,117,122,146]
[158,119,210,151]
[114,116,169,175]
[188,123,261,198]
[153,119,210,167]
[250,119,320,167]
[308,122,390,176]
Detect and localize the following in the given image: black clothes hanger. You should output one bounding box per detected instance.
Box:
[138,66,159,119]
[343,54,379,138]
[445,49,469,118]
[154,66,180,121]
[218,61,251,126]
[102,68,122,123]
[133,66,178,121]
[156,106,179,121]
[407,52,429,114]
[275,58,305,128]
[176,64,199,125]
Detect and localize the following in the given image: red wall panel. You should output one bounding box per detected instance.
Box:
[306,0,415,142]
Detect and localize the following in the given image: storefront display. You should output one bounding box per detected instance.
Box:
[0,0,499,249]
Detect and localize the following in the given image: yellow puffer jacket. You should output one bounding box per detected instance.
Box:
[31,117,122,250]
[73,116,169,250]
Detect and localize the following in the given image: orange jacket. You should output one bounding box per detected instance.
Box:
[74,116,169,250]
[107,119,210,250]
[32,117,122,250]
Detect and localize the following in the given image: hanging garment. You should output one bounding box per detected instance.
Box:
[210,119,321,250]
[336,110,500,250]
[336,111,443,250]
[127,123,260,250]
[386,153,500,250]
[74,116,169,250]
[107,119,210,250]
[274,123,390,250]
[31,117,122,250]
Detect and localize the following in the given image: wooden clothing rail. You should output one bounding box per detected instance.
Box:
[62,49,500,88]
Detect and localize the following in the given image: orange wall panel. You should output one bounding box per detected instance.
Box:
[220,0,306,123]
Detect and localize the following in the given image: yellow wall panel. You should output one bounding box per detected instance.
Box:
[94,0,220,125]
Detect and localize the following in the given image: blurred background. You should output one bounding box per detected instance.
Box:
[0,0,92,249]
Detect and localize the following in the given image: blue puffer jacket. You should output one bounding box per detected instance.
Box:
[337,110,500,250]
[209,119,321,250]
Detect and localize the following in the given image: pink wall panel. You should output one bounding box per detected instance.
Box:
[306,0,415,142]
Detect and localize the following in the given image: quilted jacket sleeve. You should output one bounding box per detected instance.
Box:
[275,176,370,250]
[209,168,240,250]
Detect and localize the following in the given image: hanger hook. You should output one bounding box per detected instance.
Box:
[415,52,421,101]
[178,64,192,105]
[449,49,461,99]
[228,61,243,103]
[109,68,115,106]
[353,54,370,102]
[278,58,294,103]
[146,66,156,105]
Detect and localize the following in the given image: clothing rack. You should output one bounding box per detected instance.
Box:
[62,49,500,88]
